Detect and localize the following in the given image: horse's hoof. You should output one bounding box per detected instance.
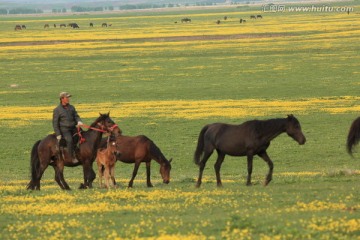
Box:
[79,184,88,189]
[246,183,252,186]
[264,181,271,186]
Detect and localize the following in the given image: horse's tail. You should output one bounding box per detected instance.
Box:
[194,125,209,166]
[27,140,41,189]
[347,117,360,155]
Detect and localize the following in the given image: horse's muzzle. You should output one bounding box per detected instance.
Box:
[298,136,306,145]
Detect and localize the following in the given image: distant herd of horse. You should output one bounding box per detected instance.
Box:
[14,22,112,30]
[179,14,263,25]
[26,113,360,191]
[15,14,263,31]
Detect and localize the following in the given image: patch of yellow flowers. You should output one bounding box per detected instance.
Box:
[1,97,359,127]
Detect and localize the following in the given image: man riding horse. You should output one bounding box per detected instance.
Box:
[53,92,84,164]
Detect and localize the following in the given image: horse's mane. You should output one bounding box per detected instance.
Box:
[90,113,110,128]
[250,118,287,135]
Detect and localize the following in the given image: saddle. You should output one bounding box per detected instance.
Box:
[58,129,83,152]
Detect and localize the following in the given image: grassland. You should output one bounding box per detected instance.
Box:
[0,3,360,239]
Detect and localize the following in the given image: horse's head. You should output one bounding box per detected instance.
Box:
[285,114,306,145]
[160,158,172,184]
[95,112,121,135]
[108,135,120,155]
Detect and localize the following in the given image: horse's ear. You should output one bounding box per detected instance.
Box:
[169,158,173,163]
[107,111,110,116]
[287,114,294,119]
[99,112,102,116]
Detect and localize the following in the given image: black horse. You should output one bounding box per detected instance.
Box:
[194,114,306,187]
[347,116,360,155]
[27,113,120,190]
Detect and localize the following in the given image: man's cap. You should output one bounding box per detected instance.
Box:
[59,92,71,98]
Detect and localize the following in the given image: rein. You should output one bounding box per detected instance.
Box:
[77,124,118,144]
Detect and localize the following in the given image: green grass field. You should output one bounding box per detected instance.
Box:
[0,3,360,239]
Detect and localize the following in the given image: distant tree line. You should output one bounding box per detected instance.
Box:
[71,6,115,12]
[52,8,67,13]
[119,3,183,10]
[0,8,43,14]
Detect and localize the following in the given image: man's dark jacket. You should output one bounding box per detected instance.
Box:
[53,104,82,136]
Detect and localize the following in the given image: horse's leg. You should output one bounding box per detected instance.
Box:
[30,163,47,190]
[53,161,71,190]
[196,149,214,188]
[80,161,95,189]
[214,151,225,187]
[104,166,110,189]
[31,152,51,190]
[146,162,153,187]
[110,165,116,188]
[97,162,103,188]
[88,161,96,188]
[128,162,141,188]
[246,155,254,186]
[258,151,274,186]
[110,165,117,187]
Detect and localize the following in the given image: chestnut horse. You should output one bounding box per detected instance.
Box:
[347,116,360,155]
[27,113,120,190]
[101,134,172,188]
[96,136,119,189]
[194,115,306,187]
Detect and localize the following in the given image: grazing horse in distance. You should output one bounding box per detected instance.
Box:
[60,24,66,28]
[194,115,306,187]
[347,116,360,155]
[101,134,172,188]
[21,25,26,29]
[14,25,22,31]
[96,136,120,189]
[250,15,257,19]
[181,18,191,23]
[27,113,120,190]
[216,20,221,24]
[257,15,263,19]
[90,22,94,27]
[102,23,107,27]
[68,23,79,28]
[44,24,49,28]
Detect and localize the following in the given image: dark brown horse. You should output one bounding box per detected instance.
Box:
[347,116,360,155]
[101,134,172,188]
[27,113,120,190]
[194,115,306,187]
[181,18,191,23]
